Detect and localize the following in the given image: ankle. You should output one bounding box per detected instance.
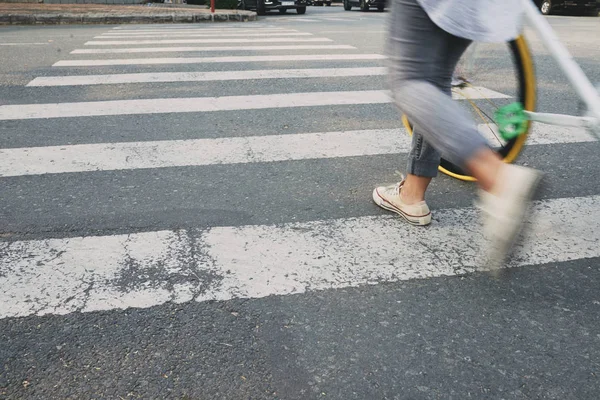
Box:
[400,187,425,205]
[400,174,430,205]
[466,149,504,193]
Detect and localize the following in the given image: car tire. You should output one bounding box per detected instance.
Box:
[540,0,551,15]
[279,7,287,13]
[297,5,307,13]
[377,4,384,11]
[326,1,331,5]
[256,0,266,14]
[343,0,351,10]
[360,0,368,11]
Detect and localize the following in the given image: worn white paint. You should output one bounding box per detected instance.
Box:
[0,129,405,177]
[84,37,334,45]
[0,88,515,120]
[0,90,391,120]
[0,42,48,46]
[27,67,387,87]
[100,28,296,35]
[70,44,356,54]
[0,124,592,178]
[52,53,384,67]
[286,18,319,21]
[2,195,599,319]
[94,32,312,39]
[111,25,281,30]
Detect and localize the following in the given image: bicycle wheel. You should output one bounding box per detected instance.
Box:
[402,35,536,182]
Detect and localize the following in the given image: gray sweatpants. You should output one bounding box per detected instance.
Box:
[386,0,489,177]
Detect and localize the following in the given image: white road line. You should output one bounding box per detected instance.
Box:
[52,53,385,67]
[287,18,319,21]
[454,86,511,99]
[0,90,390,120]
[0,88,510,120]
[2,194,599,319]
[70,44,357,54]
[0,125,593,178]
[27,67,387,87]
[111,25,280,30]
[93,32,313,39]
[0,129,404,177]
[0,42,48,46]
[102,28,295,35]
[84,37,334,45]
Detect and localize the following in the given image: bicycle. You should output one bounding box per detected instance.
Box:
[402,0,600,181]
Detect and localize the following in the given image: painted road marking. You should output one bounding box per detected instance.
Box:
[84,37,335,46]
[2,195,599,319]
[0,89,510,120]
[70,44,357,54]
[93,32,313,39]
[101,28,296,35]
[0,125,592,177]
[27,67,387,86]
[52,53,384,67]
[0,129,405,177]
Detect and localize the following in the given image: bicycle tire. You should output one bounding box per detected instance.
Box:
[402,35,536,182]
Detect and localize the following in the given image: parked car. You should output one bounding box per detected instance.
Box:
[343,0,385,11]
[535,0,598,16]
[239,0,308,14]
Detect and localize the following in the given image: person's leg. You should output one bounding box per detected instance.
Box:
[373,0,480,224]
[401,33,475,205]
[386,4,528,196]
[377,0,541,266]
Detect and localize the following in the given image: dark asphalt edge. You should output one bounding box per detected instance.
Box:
[0,10,256,25]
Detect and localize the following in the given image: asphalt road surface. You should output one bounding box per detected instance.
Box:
[1,5,600,399]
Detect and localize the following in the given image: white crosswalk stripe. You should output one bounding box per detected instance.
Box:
[0,88,511,120]
[1,23,598,322]
[52,53,385,66]
[70,44,357,54]
[27,67,388,86]
[0,125,594,178]
[110,25,284,30]
[100,28,298,35]
[2,195,599,319]
[93,32,313,39]
[85,37,334,45]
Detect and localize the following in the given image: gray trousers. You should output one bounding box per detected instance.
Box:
[386,0,489,177]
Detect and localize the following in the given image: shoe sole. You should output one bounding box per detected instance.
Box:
[486,170,544,274]
[372,189,432,226]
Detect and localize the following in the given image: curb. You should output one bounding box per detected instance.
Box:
[0,10,256,24]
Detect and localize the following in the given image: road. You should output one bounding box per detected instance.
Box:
[1,5,600,399]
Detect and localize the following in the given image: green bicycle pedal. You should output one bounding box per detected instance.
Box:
[494,102,528,141]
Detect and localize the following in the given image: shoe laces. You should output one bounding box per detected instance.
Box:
[385,171,406,196]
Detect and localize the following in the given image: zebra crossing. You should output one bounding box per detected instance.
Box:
[1,23,599,321]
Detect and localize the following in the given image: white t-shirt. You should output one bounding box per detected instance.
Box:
[417,0,525,42]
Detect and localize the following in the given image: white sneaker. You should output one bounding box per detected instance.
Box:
[372,180,432,226]
[477,164,543,270]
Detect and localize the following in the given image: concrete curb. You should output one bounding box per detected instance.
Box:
[0,10,256,24]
